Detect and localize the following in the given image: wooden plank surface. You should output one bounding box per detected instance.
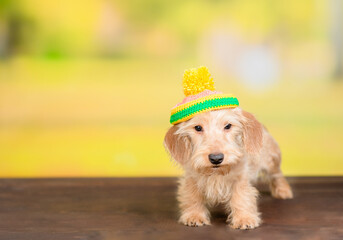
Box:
[0,177,342,240]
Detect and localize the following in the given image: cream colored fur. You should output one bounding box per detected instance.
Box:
[164,108,293,230]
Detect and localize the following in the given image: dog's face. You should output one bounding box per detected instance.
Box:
[164,108,263,175]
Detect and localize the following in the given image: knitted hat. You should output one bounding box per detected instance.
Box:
[170,66,239,125]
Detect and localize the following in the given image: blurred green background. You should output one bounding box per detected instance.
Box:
[0,0,342,177]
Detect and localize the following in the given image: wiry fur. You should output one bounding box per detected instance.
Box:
[164,108,293,230]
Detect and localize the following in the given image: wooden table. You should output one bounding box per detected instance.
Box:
[0,177,342,240]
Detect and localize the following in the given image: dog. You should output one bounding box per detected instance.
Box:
[164,107,293,229]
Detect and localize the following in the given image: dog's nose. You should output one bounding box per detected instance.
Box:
[208,153,224,165]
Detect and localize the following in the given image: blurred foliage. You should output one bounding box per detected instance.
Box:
[0,58,343,177]
[0,0,342,177]
[0,0,331,58]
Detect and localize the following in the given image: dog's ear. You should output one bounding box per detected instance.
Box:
[163,125,191,165]
[240,110,263,155]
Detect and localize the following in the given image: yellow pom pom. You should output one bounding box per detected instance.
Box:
[182,66,215,96]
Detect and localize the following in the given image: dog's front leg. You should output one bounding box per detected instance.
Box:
[177,177,210,227]
[226,178,261,230]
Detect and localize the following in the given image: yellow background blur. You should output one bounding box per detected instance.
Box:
[0,0,343,177]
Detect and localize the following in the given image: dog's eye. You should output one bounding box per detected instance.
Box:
[224,123,232,130]
[194,125,203,132]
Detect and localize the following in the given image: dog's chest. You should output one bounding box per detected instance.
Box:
[197,175,233,204]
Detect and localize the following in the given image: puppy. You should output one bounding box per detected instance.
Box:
[164,107,293,229]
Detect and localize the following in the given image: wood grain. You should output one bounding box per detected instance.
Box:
[0,177,342,240]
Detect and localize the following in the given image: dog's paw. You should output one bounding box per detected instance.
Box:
[228,214,261,230]
[179,213,210,227]
[271,185,293,199]
[271,177,293,199]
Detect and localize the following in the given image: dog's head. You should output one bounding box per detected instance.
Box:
[164,108,263,175]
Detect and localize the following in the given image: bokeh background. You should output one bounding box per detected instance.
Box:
[0,0,343,177]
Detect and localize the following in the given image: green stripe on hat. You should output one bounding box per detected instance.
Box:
[170,97,239,125]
